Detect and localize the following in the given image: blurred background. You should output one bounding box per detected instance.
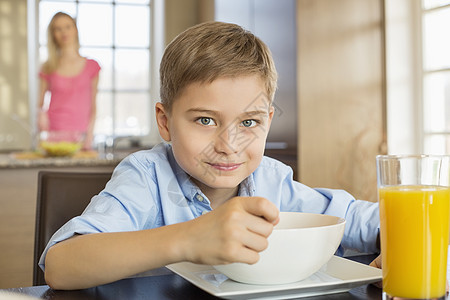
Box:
[2,0,450,198]
[1,0,450,288]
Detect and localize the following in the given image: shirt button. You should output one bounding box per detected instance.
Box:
[196,194,204,202]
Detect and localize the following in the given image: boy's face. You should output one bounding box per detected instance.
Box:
[156,75,274,196]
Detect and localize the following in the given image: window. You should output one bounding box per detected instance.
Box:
[30,0,164,146]
[422,1,450,154]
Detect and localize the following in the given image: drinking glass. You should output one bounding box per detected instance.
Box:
[376,155,450,300]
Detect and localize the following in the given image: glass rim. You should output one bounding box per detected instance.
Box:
[376,154,450,160]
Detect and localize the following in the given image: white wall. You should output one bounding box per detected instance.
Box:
[0,0,32,151]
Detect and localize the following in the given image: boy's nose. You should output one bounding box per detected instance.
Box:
[214,128,239,155]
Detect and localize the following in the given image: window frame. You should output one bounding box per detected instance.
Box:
[27,0,164,149]
[421,1,450,154]
[384,0,450,155]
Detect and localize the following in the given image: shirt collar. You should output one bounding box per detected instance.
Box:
[166,144,200,202]
[238,173,255,197]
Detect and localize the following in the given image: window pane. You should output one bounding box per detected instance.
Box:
[95,92,113,136]
[115,93,150,136]
[39,2,77,45]
[39,46,48,65]
[115,5,150,47]
[423,0,450,10]
[424,135,450,154]
[116,0,150,4]
[38,0,153,141]
[423,72,450,132]
[115,49,149,90]
[78,3,113,46]
[423,7,450,70]
[79,0,112,2]
[80,47,113,90]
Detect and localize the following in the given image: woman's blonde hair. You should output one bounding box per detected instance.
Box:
[160,21,278,113]
[41,12,80,74]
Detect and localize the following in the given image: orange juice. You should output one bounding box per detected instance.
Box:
[379,185,450,299]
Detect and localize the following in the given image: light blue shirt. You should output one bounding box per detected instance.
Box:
[39,143,380,270]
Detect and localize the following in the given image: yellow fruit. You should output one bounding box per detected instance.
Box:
[40,141,81,157]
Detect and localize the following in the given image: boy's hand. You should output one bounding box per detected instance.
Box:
[180,197,279,266]
[369,254,382,288]
[369,254,449,293]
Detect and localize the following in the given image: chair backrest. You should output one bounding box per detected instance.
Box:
[33,171,112,286]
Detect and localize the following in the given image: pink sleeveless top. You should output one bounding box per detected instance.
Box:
[39,59,101,132]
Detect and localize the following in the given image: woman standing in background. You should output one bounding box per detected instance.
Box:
[37,12,100,149]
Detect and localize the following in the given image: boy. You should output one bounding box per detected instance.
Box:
[41,21,380,290]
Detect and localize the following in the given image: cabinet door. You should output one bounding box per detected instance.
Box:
[297,0,386,202]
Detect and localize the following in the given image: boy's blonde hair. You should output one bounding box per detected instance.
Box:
[160,21,278,113]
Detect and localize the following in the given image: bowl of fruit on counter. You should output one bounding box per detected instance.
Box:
[39,131,85,157]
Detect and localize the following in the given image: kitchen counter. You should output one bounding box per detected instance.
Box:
[0,149,141,289]
[0,151,127,169]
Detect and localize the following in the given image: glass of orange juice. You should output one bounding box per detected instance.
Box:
[377,155,450,300]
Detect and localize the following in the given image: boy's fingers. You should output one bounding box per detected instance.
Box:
[371,280,382,289]
[369,254,382,269]
[369,254,382,289]
[240,197,279,224]
[368,255,449,292]
[245,214,275,238]
[240,230,270,253]
[234,246,260,265]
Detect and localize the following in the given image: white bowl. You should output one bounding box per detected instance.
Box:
[213,212,345,285]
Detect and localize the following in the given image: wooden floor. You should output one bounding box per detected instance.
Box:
[0,166,115,289]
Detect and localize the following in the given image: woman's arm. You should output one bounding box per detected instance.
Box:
[83,74,99,149]
[37,77,49,131]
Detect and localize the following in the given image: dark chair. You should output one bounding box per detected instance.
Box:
[33,171,112,286]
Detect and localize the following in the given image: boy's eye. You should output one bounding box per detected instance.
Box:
[241,119,258,128]
[197,117,216,126]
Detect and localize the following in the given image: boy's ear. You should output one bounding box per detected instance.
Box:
[267,105,275,128]
[155,102,171,142]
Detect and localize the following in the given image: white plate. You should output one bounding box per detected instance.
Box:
[167,256,382,300]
